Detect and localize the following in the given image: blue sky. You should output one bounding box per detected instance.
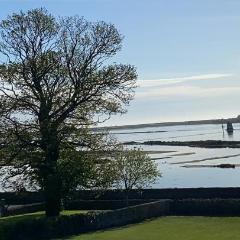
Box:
[1,0,240,125]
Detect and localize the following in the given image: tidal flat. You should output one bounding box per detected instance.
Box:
[110,123,240,188]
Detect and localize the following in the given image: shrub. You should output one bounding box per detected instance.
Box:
[170,199,240,216]
[0,200,171,240]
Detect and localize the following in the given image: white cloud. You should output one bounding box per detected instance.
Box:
[134,73,239,100]
[135,86,240,99]
[138,73,233,88]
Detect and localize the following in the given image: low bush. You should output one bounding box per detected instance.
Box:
[3,188,240,206]
[0,192,44,205]
[170,199,240,216]
[6,203,44,216]
[0,200,171,240]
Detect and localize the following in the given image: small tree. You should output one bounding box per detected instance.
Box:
[114,147,161,206]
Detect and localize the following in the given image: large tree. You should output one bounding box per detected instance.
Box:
[0,8,136,216]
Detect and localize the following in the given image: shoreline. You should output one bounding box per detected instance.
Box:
[124,140,240,148]
[95,117,240,131]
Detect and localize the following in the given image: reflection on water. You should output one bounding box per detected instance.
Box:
[110,123,240,188]
[227,131,234,139]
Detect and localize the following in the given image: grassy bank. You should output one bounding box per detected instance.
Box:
[66,216,240,240]
[0,210,86,224]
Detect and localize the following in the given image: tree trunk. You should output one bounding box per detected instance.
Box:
[40,121,62,217]
[43,143,62,217]
[125,190,129,207]
[45,173,62,217]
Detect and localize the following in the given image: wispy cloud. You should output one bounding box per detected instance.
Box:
[138,73,233,88]
[136,86,240,99]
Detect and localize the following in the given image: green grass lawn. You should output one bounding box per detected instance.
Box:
[64,216,240,240]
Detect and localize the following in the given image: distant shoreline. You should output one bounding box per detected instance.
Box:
[95,117,240,131]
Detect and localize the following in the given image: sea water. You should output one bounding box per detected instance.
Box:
[110,123,240,188]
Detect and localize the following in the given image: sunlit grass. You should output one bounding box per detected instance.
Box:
[65,216,240,240]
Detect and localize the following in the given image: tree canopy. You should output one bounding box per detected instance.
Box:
[0,8,137,216]
[114,147,160,190]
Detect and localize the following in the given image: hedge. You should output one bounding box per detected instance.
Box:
[170,199,240,216]
[3,188,240,205]
[74,188,240,200]
[0,200,170,240]
[6,203,45,216]
[0,192,44,205]
[2,198,240,240]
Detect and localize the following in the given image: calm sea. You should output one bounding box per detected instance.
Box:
[110,123,240,188]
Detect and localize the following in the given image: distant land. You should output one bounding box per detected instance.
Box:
[95,116,240,131]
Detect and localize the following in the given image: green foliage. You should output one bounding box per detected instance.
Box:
[0,8,137,216]
[113,147,161,191]
[57,132,120,198]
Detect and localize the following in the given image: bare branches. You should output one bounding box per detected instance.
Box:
[0,8,58,61]
[0,9,136,128]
